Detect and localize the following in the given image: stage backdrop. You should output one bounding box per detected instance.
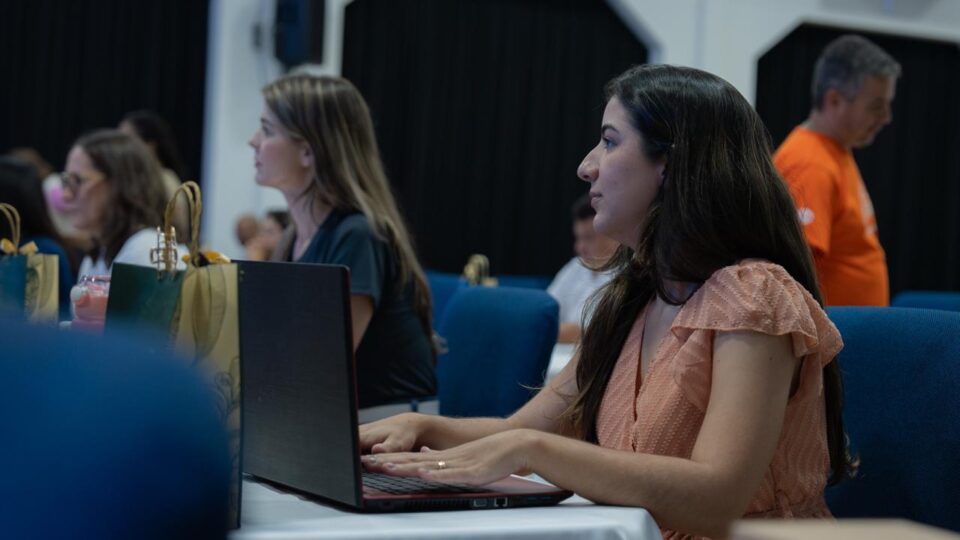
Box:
[0,0,209,182]
[342,0,648,276]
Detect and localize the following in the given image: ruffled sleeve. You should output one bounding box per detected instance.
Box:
[668,260,843,410]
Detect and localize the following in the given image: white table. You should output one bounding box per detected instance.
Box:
[546,343,576,381]
[731,518,960,539]
[234,479,662,540]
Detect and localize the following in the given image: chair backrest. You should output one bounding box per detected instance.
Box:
[496,274,553,290]
[436,286,558,417]
[0,317,230,538]
[891,290,960,312]
[425,270,466,329]
[825,307,960,532]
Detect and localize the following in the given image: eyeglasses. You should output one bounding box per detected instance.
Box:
[60,171,102,193]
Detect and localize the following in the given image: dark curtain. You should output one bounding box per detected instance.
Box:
[342,0,647,275]
[0,0,209,182]
[757,24,960,295]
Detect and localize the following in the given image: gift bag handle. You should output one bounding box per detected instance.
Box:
[163,181,203,268]
[0,202,22,254]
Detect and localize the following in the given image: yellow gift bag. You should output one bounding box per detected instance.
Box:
[104,182,241,528]
[0,203,58,322]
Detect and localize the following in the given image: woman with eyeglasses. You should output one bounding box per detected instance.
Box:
[62,129,169,278]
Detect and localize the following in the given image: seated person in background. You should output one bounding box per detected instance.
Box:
[6,147,55,178]
[62,130,169,277]
[243,209,290,261]
[7,146,92,258]
[119,109,188,191]
[1,316,230,539]
[234,212,259,253]
[120,110,190,241]
[250,75,436,409]
[547,192,617,343]
[360,64,851,539]
[0,157,76,318]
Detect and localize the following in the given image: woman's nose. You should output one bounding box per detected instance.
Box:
[577,148,598,182]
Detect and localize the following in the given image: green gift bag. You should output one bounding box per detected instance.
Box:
[0,203,58,322]
[104,182,241,528]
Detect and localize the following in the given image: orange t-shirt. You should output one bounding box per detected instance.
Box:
[773,127,889,306]
[592,261,842,540]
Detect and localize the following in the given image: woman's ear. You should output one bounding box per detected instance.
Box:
[657,161,667,187]
[299,143,313,169]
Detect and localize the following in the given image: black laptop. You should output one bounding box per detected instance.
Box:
[238,261,572,512]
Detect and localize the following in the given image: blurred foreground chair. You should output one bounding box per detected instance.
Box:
[0,317,230,539]
[891,290,960,312]
[825,307,960,532]
[437,286,558,417]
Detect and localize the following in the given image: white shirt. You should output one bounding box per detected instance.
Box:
[547,257,614,325]
[78,228,186,278]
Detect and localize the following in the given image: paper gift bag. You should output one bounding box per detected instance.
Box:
[0,203,58,322]
[104,182,241,528]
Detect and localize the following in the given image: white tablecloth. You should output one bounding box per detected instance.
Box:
[546,343,576,381]
[233,479,662,540]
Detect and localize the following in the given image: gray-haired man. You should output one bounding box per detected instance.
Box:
[774,34,901,306]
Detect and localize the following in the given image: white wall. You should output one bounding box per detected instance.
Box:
[201,0,960,254]
[202,0,350,257]
[609,0,960,102]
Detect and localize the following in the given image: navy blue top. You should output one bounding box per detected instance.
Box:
[283,209,435,408]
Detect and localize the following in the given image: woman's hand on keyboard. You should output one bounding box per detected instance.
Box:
[359,412,426,455]
[360,429,538,485]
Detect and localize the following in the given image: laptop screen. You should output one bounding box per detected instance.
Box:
[239,261,363,507]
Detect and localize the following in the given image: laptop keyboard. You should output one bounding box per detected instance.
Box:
[362,472,487,494]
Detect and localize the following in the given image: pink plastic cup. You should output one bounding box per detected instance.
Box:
[70,275,111,333]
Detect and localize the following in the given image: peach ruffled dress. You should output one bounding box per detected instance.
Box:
[594,260,843,539]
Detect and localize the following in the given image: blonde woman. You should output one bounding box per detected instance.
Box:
[250,75,435,410]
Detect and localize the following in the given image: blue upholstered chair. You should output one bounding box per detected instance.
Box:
[425,270,466,329]
[495,274,553,290]
[825,307,960,532]
[436,286,559,417]
[0,317,230,538]
[891,290,960,312]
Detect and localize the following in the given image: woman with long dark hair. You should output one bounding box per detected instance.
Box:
[360,65,851,539]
